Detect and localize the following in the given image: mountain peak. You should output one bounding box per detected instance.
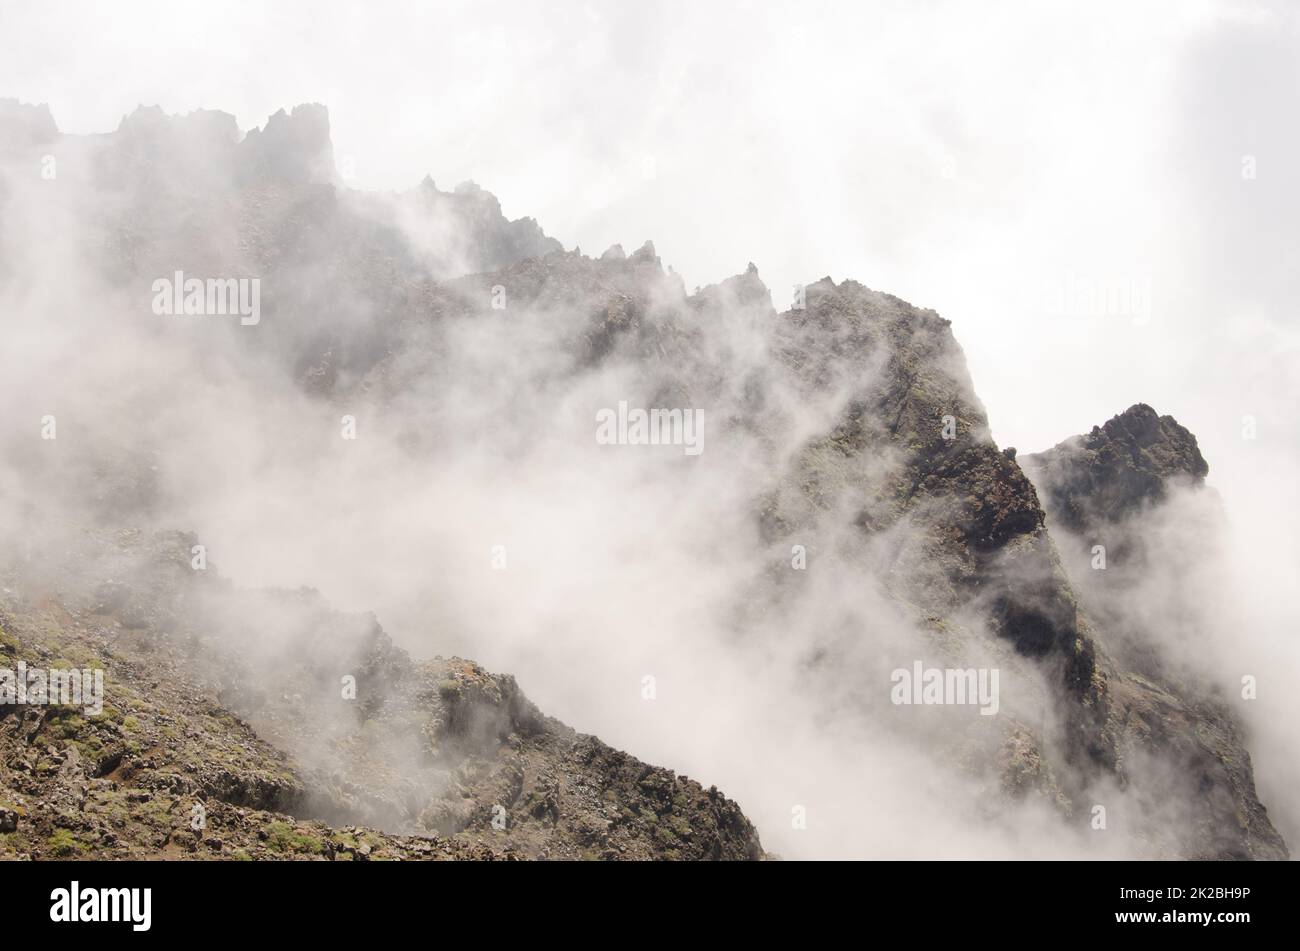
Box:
[628,240,659,265]
[239,102,334,183]
[0,97,57,147]
[1021,404,1209,534]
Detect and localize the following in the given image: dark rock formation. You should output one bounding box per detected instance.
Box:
[1020,403,1209,535]
[1024,407,1286,859]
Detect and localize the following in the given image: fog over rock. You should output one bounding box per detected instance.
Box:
[0,101,1286,859]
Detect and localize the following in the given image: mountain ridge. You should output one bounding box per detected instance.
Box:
[0,99,1285,859]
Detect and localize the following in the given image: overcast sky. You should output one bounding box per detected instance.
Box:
[2,0,1295,504]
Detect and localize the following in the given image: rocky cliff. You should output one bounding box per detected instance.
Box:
[1023,405,1284,859]
[0,101,1285,859]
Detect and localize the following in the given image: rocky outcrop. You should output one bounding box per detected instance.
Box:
[237,103,335,185]
[0,98,58,149]
[1021,403,1209,535]
[1023,407,1286,859]
[0,99,565,392]
[0,530,764,860]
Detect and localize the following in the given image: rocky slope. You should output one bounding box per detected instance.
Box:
[0,530,761,860]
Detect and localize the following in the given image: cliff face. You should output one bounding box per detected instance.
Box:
[1024,407,1286,859]
[358,246,1285,856]
[0,101,1286,859]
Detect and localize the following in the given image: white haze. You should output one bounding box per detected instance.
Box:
[1,0,1297,856]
